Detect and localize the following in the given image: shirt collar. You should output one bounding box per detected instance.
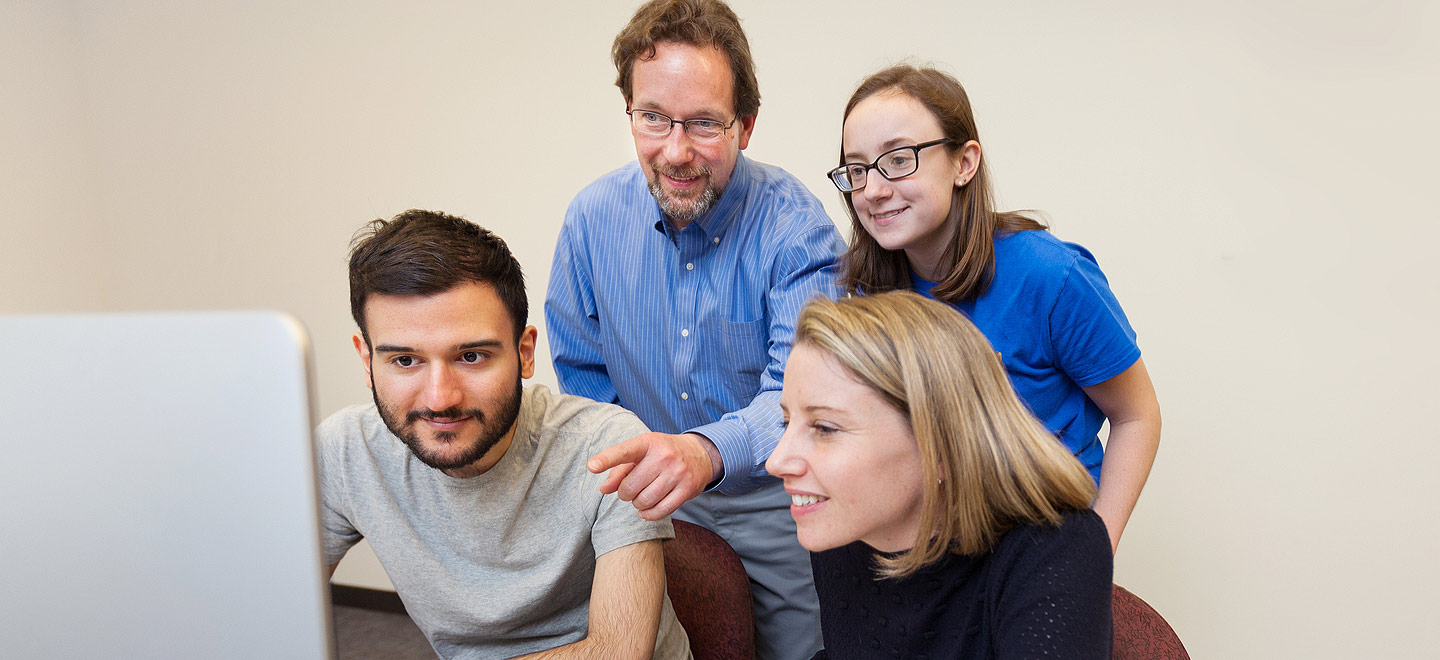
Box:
[909,268,940,295]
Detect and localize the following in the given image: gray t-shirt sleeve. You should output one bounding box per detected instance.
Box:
[315,407,364,565]
[574,403,676,558]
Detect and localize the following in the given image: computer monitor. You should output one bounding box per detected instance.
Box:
[0,311,335,660]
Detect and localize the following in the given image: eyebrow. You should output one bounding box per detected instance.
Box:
[633,102,726,121]
[373,340,504,354]
[779,403,849,417]
[843,137,922,163]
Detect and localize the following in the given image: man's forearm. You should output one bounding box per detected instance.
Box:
[512,540,665,660]
[510,636,626,660]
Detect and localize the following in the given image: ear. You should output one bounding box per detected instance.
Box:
[737,114,757,150]
[353,333,374,390]
[517,326,538,380]
[955,139,982,187]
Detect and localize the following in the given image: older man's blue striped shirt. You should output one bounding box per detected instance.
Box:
[545,154,844,495]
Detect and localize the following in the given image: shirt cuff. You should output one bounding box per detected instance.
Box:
[687,419,756,496]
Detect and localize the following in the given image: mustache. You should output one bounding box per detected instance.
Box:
[654,163,710,179]
[406,407,484,424]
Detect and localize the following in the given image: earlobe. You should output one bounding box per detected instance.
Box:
[956,140,982,187]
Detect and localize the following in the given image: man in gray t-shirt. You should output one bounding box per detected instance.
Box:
[320,210,690,660]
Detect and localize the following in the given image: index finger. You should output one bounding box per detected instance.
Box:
[587,436,650,474]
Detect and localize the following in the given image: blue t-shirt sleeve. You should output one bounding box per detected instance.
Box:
[1049,245,1141,387]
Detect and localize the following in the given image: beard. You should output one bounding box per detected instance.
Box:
[371,376,524,472]
[647,162,722,223]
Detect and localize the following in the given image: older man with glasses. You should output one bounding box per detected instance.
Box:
[544,1,843,658]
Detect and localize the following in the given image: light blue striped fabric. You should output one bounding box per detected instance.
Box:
[546,154,844,495]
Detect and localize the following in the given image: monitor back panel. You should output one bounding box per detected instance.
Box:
[0,311,334,660]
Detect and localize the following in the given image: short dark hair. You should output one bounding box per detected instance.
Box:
[348,209,527,344]
[612,0,760,118]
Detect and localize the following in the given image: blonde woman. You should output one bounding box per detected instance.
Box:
[768,292,1111,660]
[831,65,1160,552]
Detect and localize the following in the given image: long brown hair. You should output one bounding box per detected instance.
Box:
[837,65,1046,305]
[795,292,1094,579]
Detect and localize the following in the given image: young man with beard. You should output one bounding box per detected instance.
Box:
[545,1,843,658]
[318,210,691,660]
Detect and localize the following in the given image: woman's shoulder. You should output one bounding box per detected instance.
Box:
[985,511,1113,659]
[994,229,1096,266]
[990,230,1116,303]
[995,509,1112,567]
[987,511,1113,630]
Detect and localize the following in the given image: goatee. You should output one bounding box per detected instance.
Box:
[371,378,523,472]
[648,164,721,222]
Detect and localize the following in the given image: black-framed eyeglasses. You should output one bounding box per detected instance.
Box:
[627,108,738,142]
[827,138,954,193]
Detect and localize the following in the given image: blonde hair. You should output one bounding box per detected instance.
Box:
[794,292,1095,579]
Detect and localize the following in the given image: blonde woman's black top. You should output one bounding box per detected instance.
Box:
[809,509,1112,660]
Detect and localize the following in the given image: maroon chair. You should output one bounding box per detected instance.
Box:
[663,520,756,660]
[1113,584,1190,660]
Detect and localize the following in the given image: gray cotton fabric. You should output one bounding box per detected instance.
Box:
[317,384,691,660]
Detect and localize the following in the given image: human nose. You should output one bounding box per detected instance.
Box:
[660,125,696,164]
[421,364,464,411]
[860,170,892,205]
[765,424,805,479]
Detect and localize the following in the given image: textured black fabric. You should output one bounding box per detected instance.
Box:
[810,510,1112,660]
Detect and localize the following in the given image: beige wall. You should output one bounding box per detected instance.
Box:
[4,1,1437,657]
[1,2,107,311]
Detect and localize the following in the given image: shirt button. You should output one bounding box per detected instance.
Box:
[680,392,690,400]
[685,262,695,271]
[681,329,690,337]
[713,237,720,244]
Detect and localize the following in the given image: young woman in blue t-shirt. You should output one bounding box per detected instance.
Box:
[829,65,1161,552]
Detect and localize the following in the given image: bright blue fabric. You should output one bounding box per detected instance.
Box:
[545,153,845,495]
[910,230,1140,481]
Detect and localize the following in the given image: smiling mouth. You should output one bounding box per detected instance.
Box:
[411,410,475,431]
[656,162,708,185]
[665,173,702,188]
[871,208,905,221]
[791,494,829,507]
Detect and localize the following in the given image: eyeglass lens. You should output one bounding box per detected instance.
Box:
[830,140,948,192]
[631,111,727,141]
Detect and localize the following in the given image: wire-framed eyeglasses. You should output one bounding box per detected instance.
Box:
[827,138,954,193]
[628,109,738,142]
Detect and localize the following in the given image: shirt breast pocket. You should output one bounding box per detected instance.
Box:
[716,316,769,403]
